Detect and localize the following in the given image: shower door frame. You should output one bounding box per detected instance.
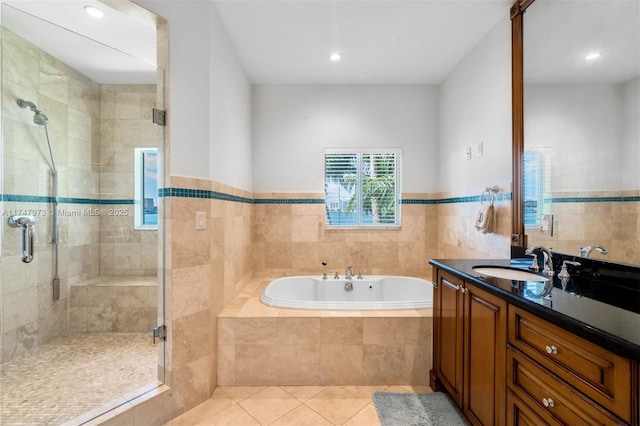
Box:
[0,0,169,422]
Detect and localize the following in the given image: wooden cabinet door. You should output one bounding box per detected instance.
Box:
[463,282,507,426]
[434,271,464,406]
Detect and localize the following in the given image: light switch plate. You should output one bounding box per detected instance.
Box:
[477,141,484,157]
[195,211,206,230]
[465,146,472,160]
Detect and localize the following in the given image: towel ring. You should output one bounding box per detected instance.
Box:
[480,186,498,206]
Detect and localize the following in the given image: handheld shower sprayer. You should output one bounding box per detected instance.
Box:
[16,96,59,299]
[17,98,48,125]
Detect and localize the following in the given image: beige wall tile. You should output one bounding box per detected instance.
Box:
[277,343,321,385]
[321,318,363,345]
[320,344,363,385]
[235,318,278,345]
[235,344,278,385]
[278,318,321,345]
[363,344,405,385]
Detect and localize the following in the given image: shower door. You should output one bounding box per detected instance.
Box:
[0,1,166,424]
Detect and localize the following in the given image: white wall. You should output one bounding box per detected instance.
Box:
[138,0,253,190]
[438,18,512,193]
[622,77,639,189]
[251,85,439,193]
[525,83,626,191]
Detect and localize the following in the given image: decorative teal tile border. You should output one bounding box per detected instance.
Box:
[546,196,640,203]
[158,187,514,205]
[1,194,134,205]
[438,193,512,204]
[254,199,325,204]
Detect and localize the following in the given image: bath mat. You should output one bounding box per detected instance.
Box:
[372,392,470,426]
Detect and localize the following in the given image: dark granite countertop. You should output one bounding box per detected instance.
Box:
[430,258,640,360]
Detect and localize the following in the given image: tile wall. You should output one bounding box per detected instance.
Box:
[156,178,512,417]
[252,193,439,279]
[99,84,159,276]
[163,176,254,415]
[0,29,159,364]
[217,278,432,387]
[525,190,640,265]
[437,183,513,260]
[1,27,101,360]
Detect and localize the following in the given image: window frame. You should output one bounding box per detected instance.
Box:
[134,147,158,230]
[324,148,402,229]
[523,148,551,229]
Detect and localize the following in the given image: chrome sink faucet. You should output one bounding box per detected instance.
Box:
[525,245,555,276]
[579,245,608,258]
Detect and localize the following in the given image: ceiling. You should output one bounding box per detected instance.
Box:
[212,0,511,84]
[524,0,639,84]
[1,1,635,86]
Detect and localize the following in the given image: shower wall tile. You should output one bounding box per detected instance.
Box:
[2,287,38,331]
[1,29,39,91]
[99,84,158,277]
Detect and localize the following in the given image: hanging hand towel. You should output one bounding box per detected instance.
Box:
[474,204,494,234]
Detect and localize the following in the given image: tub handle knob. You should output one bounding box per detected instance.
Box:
[331,270,339,279]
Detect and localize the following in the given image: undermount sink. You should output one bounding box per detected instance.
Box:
[473,266,550,282]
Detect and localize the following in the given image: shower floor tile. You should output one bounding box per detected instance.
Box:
[0,332,158,426]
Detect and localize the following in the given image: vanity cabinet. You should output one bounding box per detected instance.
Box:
[432,269,507,426]
[508,306,634,425]
[431,264,639,426]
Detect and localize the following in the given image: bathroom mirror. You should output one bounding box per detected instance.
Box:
[511,0,640,266]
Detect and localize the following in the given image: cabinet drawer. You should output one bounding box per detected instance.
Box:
[509,306,632,423]
[507,389,558,426]
[507,348,626,425]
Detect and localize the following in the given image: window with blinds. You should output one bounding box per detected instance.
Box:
[324,148,402,227]
[523,149,551,228]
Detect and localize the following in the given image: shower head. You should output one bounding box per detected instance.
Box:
[17,98,48,125]
[33,111,49,125]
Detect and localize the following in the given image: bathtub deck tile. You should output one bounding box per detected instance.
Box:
[236,297,279,317]
[218,275,434,388]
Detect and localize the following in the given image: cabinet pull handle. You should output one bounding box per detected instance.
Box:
[460,287,468,294]
[542,397,555,408]
[545,345,558,355]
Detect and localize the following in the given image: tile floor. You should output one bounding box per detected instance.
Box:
[171,385,432,425]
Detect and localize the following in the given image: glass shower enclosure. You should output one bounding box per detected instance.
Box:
[0,1,165,424]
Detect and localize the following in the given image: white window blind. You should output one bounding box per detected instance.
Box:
[324,148,401,227]
[523,148,551,227]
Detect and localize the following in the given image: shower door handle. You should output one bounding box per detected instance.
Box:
[8,215,36,263]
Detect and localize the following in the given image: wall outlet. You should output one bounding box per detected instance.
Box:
[477,141,484,157]
[465,146,472,160]
[195,211,206,230]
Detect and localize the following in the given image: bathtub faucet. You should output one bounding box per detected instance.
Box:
[345,266,355,280]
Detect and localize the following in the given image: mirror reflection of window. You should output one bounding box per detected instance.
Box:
[135,148,158,229]
[523,148,551,228]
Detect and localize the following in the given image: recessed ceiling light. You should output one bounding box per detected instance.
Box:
[585,51,601,61]
[84,5,104,19]
[329,52,342,62]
